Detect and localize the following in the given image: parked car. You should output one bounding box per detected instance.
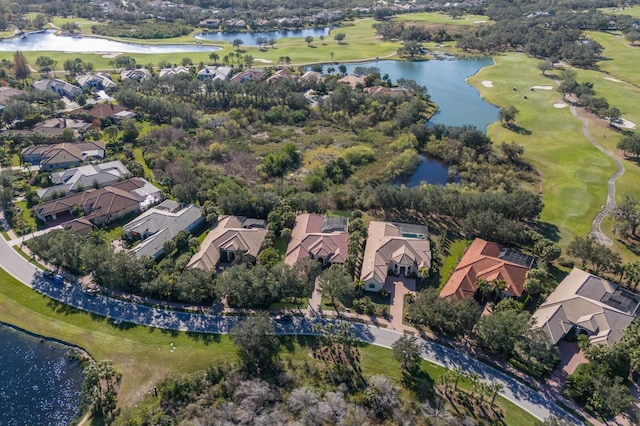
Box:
[274,314,293,323]
[42,270,55,279]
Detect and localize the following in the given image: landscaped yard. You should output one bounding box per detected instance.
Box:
[439,239,469,290]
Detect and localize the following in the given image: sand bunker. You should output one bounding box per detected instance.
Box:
[481,80,493,87]
[612,118,636,129]
[101,53,122,58]
[474,20,487,23]
[254,58,272,63]
[531,85,553,90]
[553,102,568,108]
[604,77,623,83]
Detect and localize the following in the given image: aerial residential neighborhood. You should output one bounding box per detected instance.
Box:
[0,0,640,424]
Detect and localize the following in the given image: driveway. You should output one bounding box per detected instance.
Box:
[384,276,415,330]
[547,341,588,394]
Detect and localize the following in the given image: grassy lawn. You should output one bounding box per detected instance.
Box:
[133,147,154,181]
[395,12,491,26]
[15,200,38,231]
[0,265,537,424]
[0,18,400,71]
[599,5,640,18]
[439,239,468,290]
[468,53,616,249]
[584,31,640,86]
[273,236,288,261]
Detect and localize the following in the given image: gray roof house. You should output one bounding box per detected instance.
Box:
[0,87,24,108]
[284,214,349,267]
[197,66,232,81]
[21,141,105,171]
[187,215,267,271]
[120,69,152,82]
[75,73,117,90]
[32,78,83,98]
[123,200,204,259]
[37,160,130,200]
[532,268,640,346]
[360,221,431,292]
[159,67,191,79]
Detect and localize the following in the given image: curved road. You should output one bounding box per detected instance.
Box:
[0,236,579,423]
[570,105,625,246]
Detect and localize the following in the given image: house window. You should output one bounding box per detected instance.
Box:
[368,283,376,289]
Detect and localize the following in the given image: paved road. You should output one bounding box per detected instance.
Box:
[570,105,625,246]
[0,232,579,423]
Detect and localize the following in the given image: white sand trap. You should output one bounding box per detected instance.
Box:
[101,53,122,58]
[612,118,636,129]
[531,85,553,90]
[474,20,487,23]
[553,102,567,108]
[604,77,622,83]
[254,58,272,63]
[481,80,493,87]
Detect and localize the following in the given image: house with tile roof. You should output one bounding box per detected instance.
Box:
[0,87,24,109]
[230,69,265,83]
[187,215,267,271]
[266,67,298,84]
[75,73,117,90]
[21,141,105,171]
[34,177,161,226]
[439,238,535,300]
[197,66,232,81]
[298,71,325,84]
[360,221,431,292]
[120,69,152,82]
[37,160,130,200]
[284,214,349,267]
[123,200,203,259]
[159,67,191,79]
[337,75,366,89]
[532,268,640,346]
[32,78,83,98]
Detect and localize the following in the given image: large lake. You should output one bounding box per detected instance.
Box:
[0,30,220,53]
[0,324,84,425]
[195,27,330,46]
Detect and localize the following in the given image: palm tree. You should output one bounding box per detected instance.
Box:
[490,382,504,406]
[490,278,507,301]
[87,229,108,246]
[209,52,219,65]
[476,278,491,303]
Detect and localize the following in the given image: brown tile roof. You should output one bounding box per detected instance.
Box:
[439,238,532,299]
[187,215,268,271]
[337,75,366,89]
[21,141,105,167]
[34,178,148,222]
[70,103,129,120]
[284,213,349,266]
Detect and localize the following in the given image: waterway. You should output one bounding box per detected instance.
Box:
[343,58,498,131]
[0,30,220,53]
[195,27,330,46]
[0,324,85,425]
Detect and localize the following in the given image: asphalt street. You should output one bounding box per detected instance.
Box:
[0,235,579,423]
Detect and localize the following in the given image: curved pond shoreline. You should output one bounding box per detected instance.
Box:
[0,322,86,425]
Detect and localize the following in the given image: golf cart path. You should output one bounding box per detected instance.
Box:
[570,104,624,246]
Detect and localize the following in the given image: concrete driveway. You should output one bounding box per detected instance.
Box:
[384,276,416,330]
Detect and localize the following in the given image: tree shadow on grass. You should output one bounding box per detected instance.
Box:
[532,220,561,242]
[402,368,435,401]
[504,123,532,135]
[46,299,83,316]
[160,328,179,337]
[279,334,315,353]
[108,318,138,331]
[185,331,221,344]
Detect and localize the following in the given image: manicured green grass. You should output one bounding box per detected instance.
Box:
[468,53,616,249]
[12,244,47,269]
[599,6,640,18]
[361,344,537,426]
[395,12,491,26]
[439,239,468,290]
[48,17,104,34]
[133,147,154,181]
[274,236,288,261]
[584,31,640,86]
[0,18,400,71]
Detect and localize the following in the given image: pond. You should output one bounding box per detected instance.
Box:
[194,27,330,46]
[0,324,85,425]
[342,59,498,186]
[342,58,498,131]
[0,30,220,53]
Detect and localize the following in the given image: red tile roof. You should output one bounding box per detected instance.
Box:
[439,238,531,299]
